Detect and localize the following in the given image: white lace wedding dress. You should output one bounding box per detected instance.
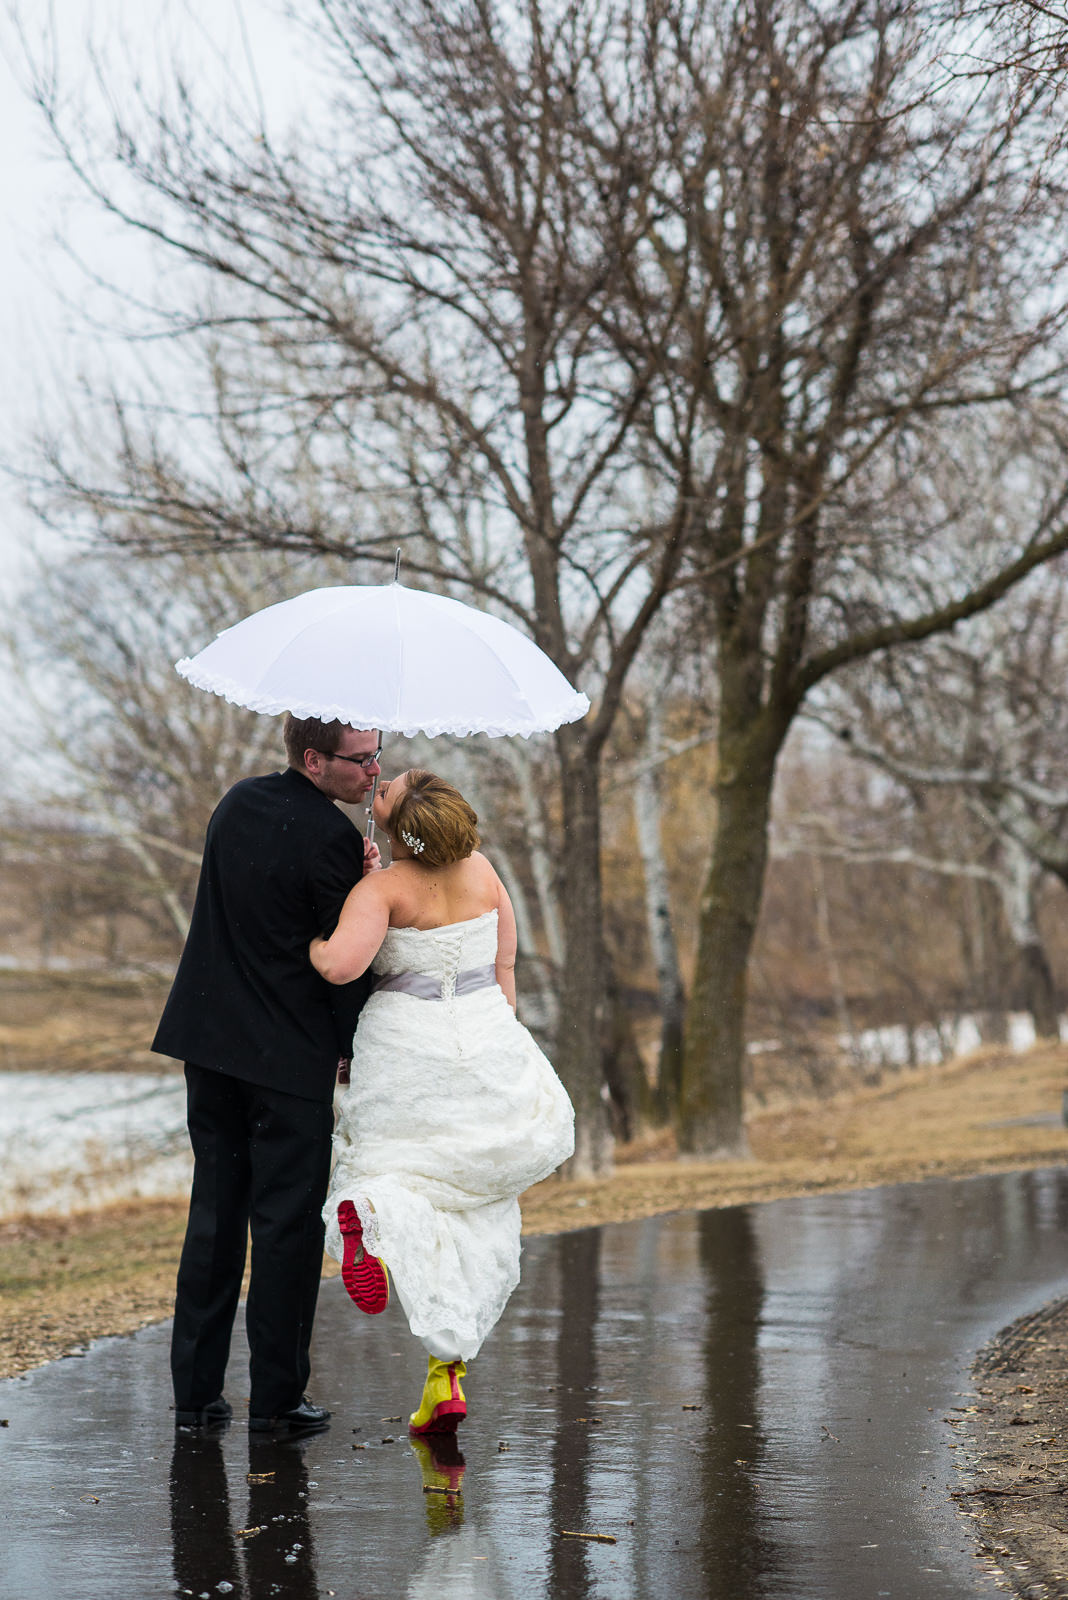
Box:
[323,910,575,1361]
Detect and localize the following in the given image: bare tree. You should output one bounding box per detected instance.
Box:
[810,569,1068,1037]
[3,547,323,950]
[611,3,1068,1153]
[952,1,1068,103]
[615,622,717,1121]
[22,0,704,1172]
[782,795,1061,1041]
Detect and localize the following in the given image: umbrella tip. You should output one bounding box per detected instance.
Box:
[392,547,402,583]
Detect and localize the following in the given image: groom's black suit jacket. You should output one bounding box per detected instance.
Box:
[152,767,369,1103]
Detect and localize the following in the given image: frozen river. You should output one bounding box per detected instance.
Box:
[0,1070,190,1216]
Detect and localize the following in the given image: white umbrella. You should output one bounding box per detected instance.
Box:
[176,581,590,738]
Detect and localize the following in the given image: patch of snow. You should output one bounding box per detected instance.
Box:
[0,1070,190,1217]
[749,1010,1059,1069]
[844,1012,1046,1069]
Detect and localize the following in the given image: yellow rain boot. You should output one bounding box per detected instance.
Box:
[409,1356,467,1435]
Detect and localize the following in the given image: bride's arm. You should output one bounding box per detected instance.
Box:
[310,874,392,985]
[494,878,518,1011]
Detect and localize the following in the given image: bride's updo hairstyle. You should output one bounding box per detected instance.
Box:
[388,769,480,869]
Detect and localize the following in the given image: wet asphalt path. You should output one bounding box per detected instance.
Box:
[3,1168,1068,1599]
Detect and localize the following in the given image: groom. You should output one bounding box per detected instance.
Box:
[153,716,381,1434]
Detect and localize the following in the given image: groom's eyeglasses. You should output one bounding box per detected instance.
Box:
[321,747,382,769]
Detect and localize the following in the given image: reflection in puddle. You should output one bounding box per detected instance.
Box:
[696,1207,781,1598]
[410,1435,466,1534]
[406,1524,512,1600]
[170,1430,320,1599]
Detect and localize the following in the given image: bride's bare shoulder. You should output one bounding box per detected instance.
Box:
[466,851,502,885]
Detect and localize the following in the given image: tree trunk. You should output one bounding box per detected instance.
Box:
[810,853,858,1068]
[698,1207,765,1597]
[1000,838,1060,1041]
[554,725,614,1176]
[1019,941,1060,1041]
[501,742,565,969]
[600,962,656,1142]
[679,720,783,1157]
[632,703,687,1124]
[548,1229,601,1594]
[491,843,560,1038]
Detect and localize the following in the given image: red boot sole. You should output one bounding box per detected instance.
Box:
[409,1400,467,1437]
[337,1201,389,1314]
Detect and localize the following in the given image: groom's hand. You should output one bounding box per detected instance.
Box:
[364,838,383,872]
[337,1058,351,1084]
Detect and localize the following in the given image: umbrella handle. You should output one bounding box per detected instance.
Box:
[365,780,378,848]
[365,729,383,848]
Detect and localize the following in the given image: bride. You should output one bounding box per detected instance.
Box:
[309,768,574,1435]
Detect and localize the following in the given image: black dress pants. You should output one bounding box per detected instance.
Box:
[171,1063,335,1419]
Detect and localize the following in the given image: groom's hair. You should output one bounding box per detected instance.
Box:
[389,769,480,868]
[283,714,346,769]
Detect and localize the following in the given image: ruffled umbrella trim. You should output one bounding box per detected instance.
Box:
[175,657,591,739]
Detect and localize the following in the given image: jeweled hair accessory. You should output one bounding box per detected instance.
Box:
[400,829,426,855]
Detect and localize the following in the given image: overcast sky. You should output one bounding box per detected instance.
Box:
[0,0,311,594]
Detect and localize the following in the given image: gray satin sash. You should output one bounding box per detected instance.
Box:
[372,962,498,999]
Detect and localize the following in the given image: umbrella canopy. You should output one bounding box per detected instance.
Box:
[175,582,590,738]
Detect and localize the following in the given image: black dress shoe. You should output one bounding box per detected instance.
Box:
[174,1396,233,1428]
[248,1397,331,1435]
